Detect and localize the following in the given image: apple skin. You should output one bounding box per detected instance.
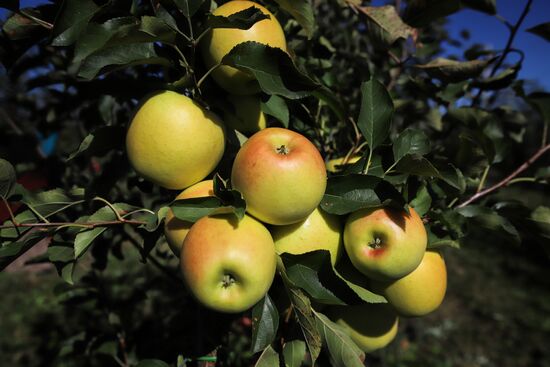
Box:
[325,155,361,173]
[180,214,277,313]
[164,180,215,257]
[373,251,447,317]
[343,207,427,281]
[126,91,225,189]
[328,303,399,353]
[222,94,267,135]
[200,1,287,95]
[270,207,342,265]
[231,127,327,225]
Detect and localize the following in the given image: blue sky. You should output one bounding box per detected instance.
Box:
[1,0,549,89]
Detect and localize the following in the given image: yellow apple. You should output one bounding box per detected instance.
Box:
[328,303,399,353]
[200,0,287,94]
[373,250,447,317]
[164,180,214,257]
[344,207,427,281]
[222,94,267,135]
[126,91,225,189]
[180,214,277,313]
[231,127,327,225]
[270,207,342,265]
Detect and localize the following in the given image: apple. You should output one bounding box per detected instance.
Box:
[270,207,342,265]
[200,0,287,94]
[231,127,327,225]
[164,180,214,257]
[343,207,427,281]
[328,303,399,353]
[221,94,267,135]
[373,250,447,317]
[180,214,277,313]
[126,91,225,189]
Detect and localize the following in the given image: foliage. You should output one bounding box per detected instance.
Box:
[1,0,550,366]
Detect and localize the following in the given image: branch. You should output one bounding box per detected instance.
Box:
[0,219,146,230]
[472,0,533,105]
[457,143,550,208]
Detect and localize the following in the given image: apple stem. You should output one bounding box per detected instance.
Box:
[368,237,383,249]
[222,274,236,288]
[276,145,290,155]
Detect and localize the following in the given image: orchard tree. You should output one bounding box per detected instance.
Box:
[1,0,550,366]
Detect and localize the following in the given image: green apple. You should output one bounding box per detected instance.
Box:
[231,127,327,225]
[328,303,399,353]
[164,180,214,257]
[126,91,225,189]
[180,214,277,313]
[222,94,267,135]
[373,250,447,317]
[270,207,342,265]
[344,207,427,281]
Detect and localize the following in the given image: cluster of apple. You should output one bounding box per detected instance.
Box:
[124,0,447,355]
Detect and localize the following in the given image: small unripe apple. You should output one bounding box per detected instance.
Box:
[270,207,342,265]
[164,180,214,257]
[180,214,277,313]
[231,127,327,225]
[344,207,427,281]
[373,251,447,317]
[328,303,399,353]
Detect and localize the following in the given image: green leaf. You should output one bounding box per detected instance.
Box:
[221,42,320,99]
[0,230,46,271]
[357,78,393,150]
[135,360,170,367]
[410,184,432,216]
[426,225,461,249]
[51,0,100,46]
[395,154,440,177]
[457,205,520,243]
[404,0,461,27]
[78,43,171,80]
[207,7,270,29]
[139,207,169,232]
[273,0,315,39]
[362,5,417,48]
[461,0,497,15]
[261,95,289,127]
[74,203,135,258]
[332,254,387,303]
[416,57,494,83]
[392,128,431,163]
[0,158,16,198]
[472,65,519,90]
[67,126,125,161]
[22,188,84,217]
[321,175,380,215]
[254,345,280,367]
[282,251,358,305]
[171,197,225,222]
[2,10,45,40]
[440,165,466,192]
[313,311,365,367]
[47,241,76,284]
[282,340,306,367]
[527,22,550,43]
[251,294,279,354]
[172,0,205,18]
[285,286,322,364]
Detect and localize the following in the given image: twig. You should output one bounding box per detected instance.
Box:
[472,0,533,105]
[457,143,550,208]
[1,196,21,235]
[0,219,146,230]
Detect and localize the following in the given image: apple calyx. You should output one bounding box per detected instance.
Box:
[276,145,290,155]
[222,273,237,288]
[368,237,383,249]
